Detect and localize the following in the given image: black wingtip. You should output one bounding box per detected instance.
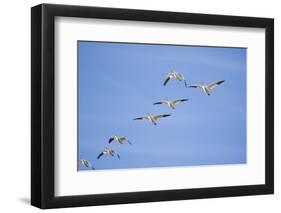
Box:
[164,114,172,117]
[218,80,225,84]
[163,78,169,86]
[153,102,161,105]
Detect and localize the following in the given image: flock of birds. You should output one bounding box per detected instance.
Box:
[79,70,225,170]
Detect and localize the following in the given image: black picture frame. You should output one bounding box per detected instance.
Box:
[31,3,274,209]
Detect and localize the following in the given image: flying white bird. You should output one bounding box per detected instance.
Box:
[153,98,189,109]
[163,71,187,87]
[133,113,171,125]
[189,80,225,96]
[108,135,132,145]
[78,159,95,170]
[97,148,120,159]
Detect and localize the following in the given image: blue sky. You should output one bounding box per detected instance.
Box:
[78,41,247,171]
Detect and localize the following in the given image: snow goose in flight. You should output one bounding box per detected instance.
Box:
[189,80,225,96]
[97,148,120,159]
[133,113,171,125]
[153,98,189,109]
[109,135,132,145]
[163,71,187,87]
[78,159,95,170]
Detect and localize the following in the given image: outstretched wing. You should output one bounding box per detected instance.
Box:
[97,152,104,159]
[127,140,132,145]
[153,101,165,105]
[119,137,127,142]
[84,160,90,168]
[163,76,171,86]
[189,84,201,88]
[173,99,189,105]
[108,137,114,143]
[207,80,225,90]
[80,159,91,168]
[154,114,171,121]
[175,72,187,87]
[175,72,184,80]
[133,116,147,120]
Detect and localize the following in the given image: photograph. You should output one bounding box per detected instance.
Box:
[30,3,273,209]
[77,41,247,171]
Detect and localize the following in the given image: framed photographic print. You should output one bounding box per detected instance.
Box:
[31,3,274,209]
